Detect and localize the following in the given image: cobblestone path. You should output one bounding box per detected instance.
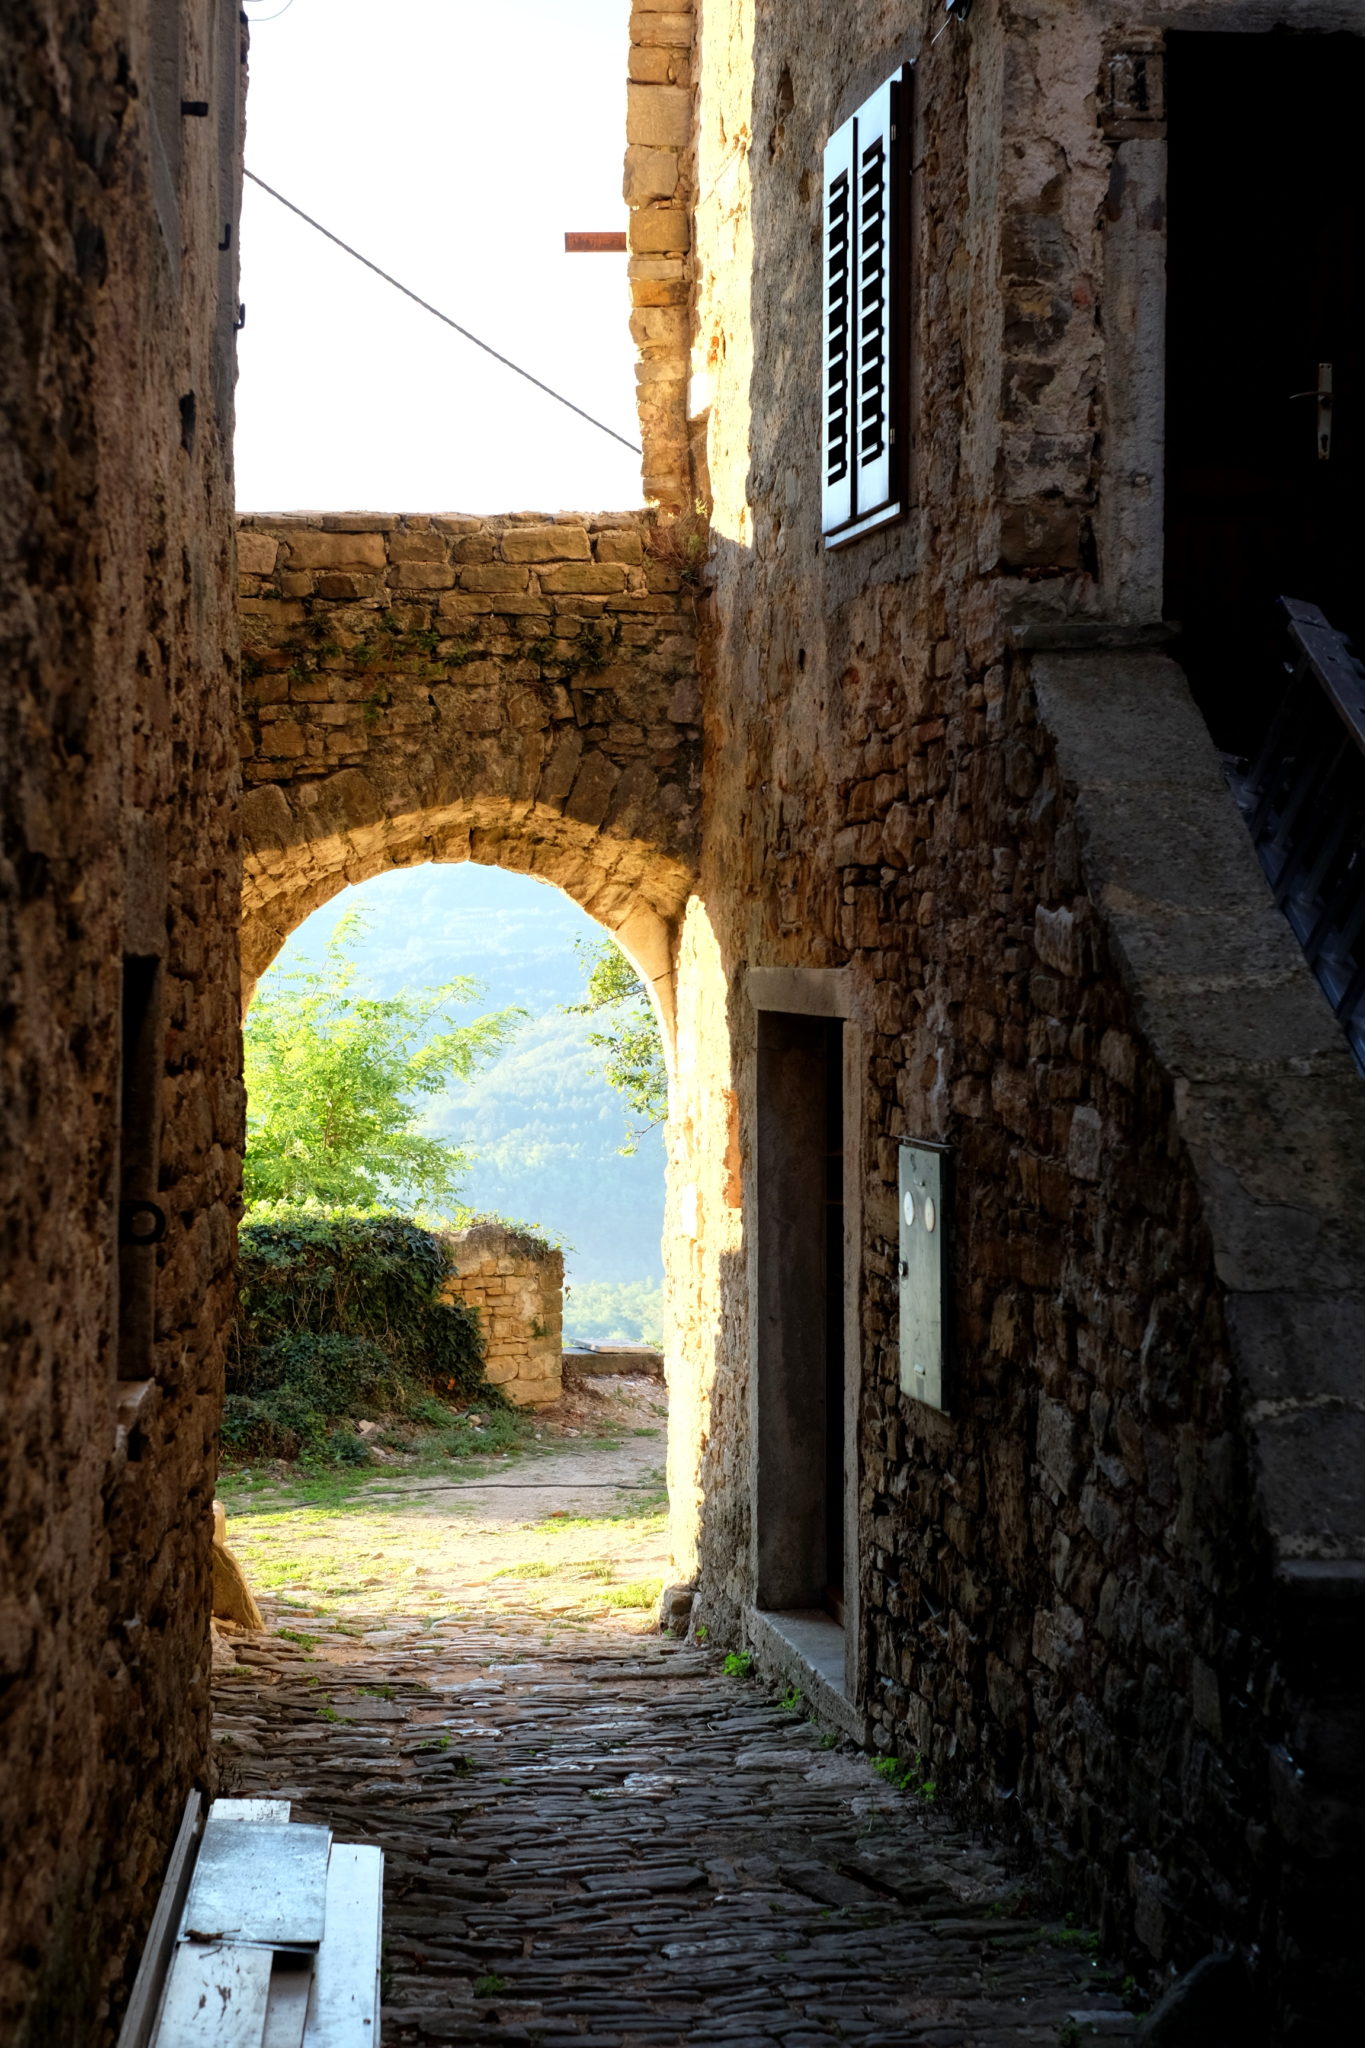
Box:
[213,1614,1139,2047]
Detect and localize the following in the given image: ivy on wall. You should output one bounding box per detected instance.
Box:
[225,1212,496,1461]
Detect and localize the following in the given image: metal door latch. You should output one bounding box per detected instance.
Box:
[1290,362,1333,461]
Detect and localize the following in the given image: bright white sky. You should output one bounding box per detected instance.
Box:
[235,0,641,514]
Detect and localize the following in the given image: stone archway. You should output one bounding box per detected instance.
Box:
[238,511,701,1033]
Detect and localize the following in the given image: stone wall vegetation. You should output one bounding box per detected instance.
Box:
[228,1212,489,1460]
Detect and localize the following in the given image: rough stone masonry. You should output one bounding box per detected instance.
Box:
[236,512,701,1021]
[440,1222,565,1410]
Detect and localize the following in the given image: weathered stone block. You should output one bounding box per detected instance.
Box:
[283,531,388,570]
[237,531,280,575]
[539,563,630,595]
[626,83,691,148]
[459,564,532,593]
[629,208,691,254]
[624,145,680,203]
[502,525,592,562]
[632,10,692,44]
[387,563,455,589]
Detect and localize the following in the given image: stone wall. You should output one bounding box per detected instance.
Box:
[236,512,700,1026]
[441,1225,564,1408]
[672,0,1365,2031]
[0,5,244,2044]
[626,1,696,514]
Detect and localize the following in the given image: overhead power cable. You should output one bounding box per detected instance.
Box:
[243,169,643,457]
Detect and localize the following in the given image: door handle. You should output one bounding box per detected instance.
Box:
[1289,362,1333,461]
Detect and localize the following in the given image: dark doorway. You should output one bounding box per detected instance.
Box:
[1165,29,1365,755]
[754,1012,847,1622]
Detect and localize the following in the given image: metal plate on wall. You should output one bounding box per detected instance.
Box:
[899,1139,950,1409]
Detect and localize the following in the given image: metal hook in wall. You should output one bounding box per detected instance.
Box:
[932,0,975,45]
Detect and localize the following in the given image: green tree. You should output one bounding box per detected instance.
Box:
[566,938,668,1154]
[244,912,522,1211]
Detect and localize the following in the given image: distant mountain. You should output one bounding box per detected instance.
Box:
[263,862,667,1297]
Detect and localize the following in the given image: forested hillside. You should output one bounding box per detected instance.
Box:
[259,863,666,1342]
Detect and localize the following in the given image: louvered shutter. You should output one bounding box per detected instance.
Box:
[821,65,911,547]
[821,114,856,536]
[852,76,895,523]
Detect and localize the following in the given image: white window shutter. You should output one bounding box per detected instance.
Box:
[821,65,910,548]
[821,113,856,537]
[852,75,895,523]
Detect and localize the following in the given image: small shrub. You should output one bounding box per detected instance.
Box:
[723,1650,752,1678]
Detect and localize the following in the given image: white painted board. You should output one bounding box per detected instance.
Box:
[155,1941,272,2046]
[183,1820,332,1949]
[261,1956,314,2048]
[303,1845,384,2045]
[117,1790,203,2048]
[210,1800,293,1826]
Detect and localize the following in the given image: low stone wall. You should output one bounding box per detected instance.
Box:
[441,1224,564,1408]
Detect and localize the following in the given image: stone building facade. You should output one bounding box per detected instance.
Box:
[643,0,1365,2035]
[0,4,244,2044]
[440,1223,565,1409]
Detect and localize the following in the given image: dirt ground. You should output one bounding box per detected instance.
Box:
[218,1373,671,1644]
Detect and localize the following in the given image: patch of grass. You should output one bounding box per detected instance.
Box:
[529,1495,667,1537]
[602,1578,662,1611]
[317,1706,341,1724]
[779,1687,803,1714]
[1050,1915,1100,1958]
[873,1753,937,1801]
[219,1408,537,1516]
[275,1628,319,1650]
[493,1561,557,1581]
[473,1974,507,1999]
[723,1651,753,1678]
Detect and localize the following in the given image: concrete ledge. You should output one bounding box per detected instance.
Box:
[746,1608,869,1744]
[563,1347,664,1379]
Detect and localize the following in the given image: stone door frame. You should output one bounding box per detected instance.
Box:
[744,965,866,1730]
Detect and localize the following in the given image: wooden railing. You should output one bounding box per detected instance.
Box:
[1232,597,1365,1069]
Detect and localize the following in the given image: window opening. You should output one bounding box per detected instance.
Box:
[117,954,166,1381]
[1164,30,1365,757]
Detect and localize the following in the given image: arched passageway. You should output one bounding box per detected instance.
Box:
[238,511,701,1037]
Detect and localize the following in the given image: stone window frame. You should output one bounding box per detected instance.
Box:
[743,966,866,1734]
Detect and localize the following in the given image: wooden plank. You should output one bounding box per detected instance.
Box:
[210,1799,293,1826]
[117,1788,204,2048]
[303,1845,384,2046]
[261,1956,314,2048]
[154,1942,272,2046]
[184,1820,332,1949]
